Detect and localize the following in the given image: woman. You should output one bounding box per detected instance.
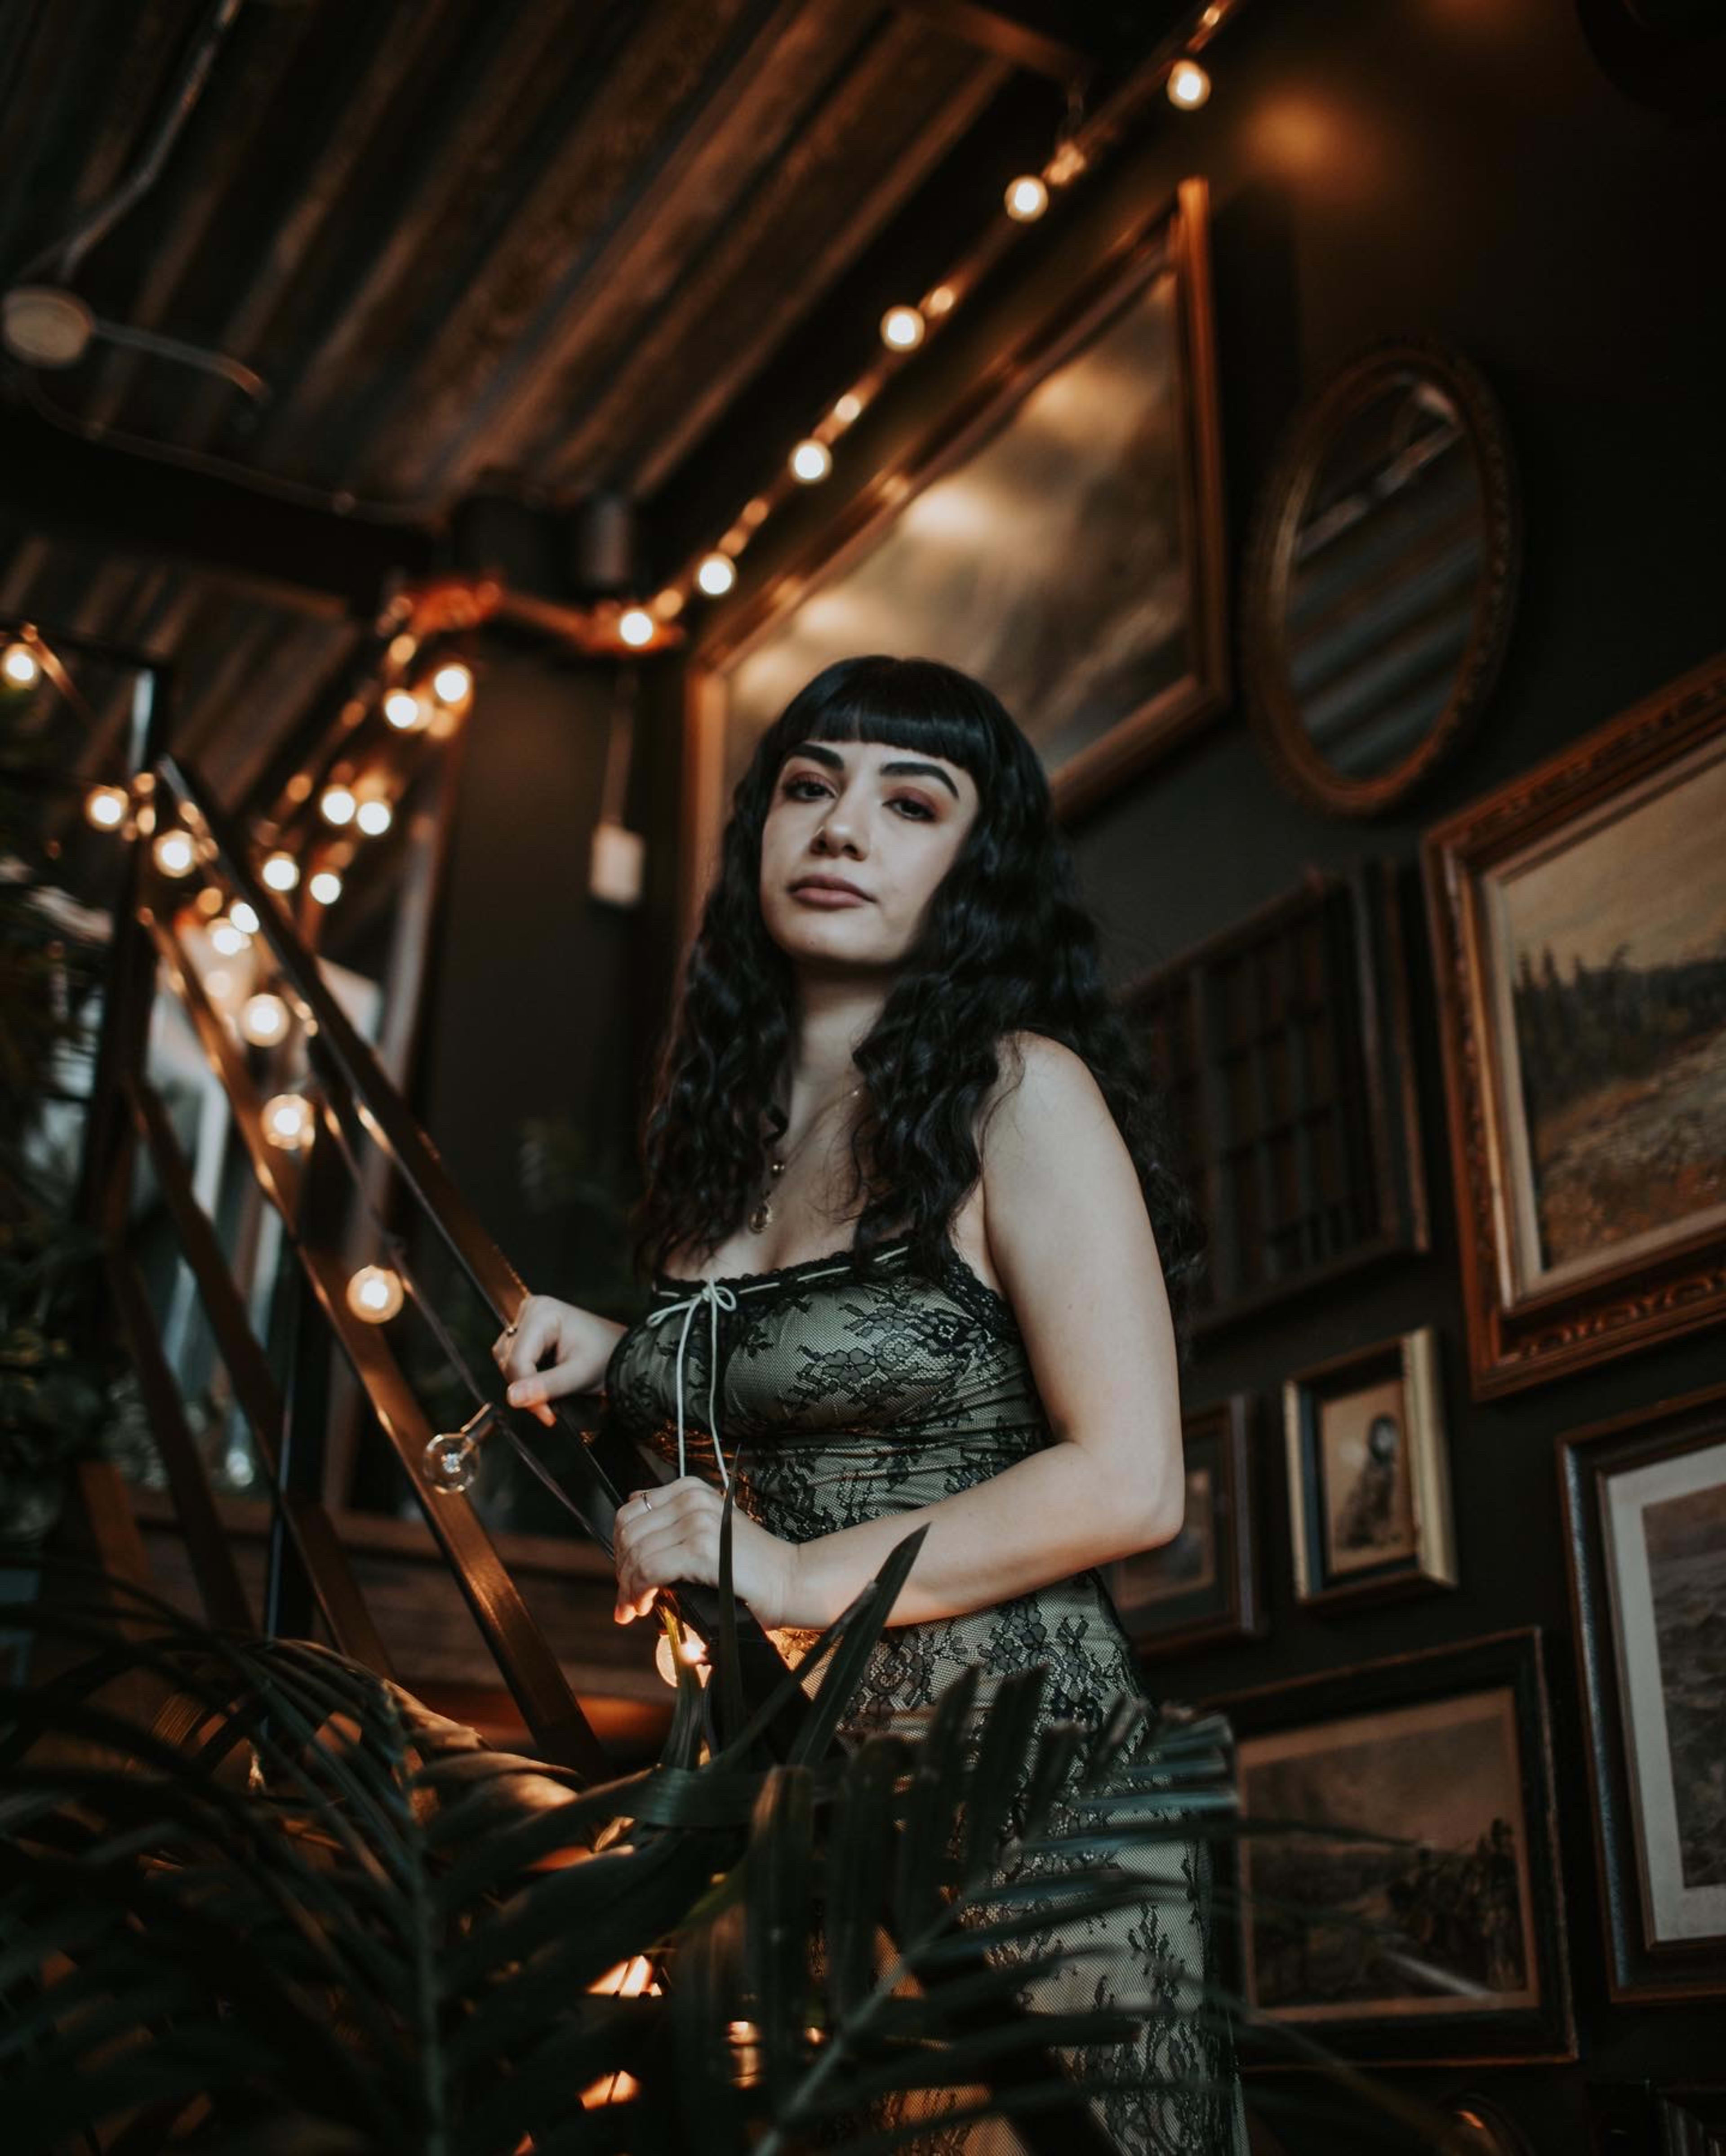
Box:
[493,654,1248,2152]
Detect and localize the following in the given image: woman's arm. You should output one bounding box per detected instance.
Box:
[611,1033,1188,1629]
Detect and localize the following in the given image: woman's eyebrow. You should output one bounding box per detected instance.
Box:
[787,740,960,800]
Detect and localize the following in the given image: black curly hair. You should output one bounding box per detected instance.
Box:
[630,654,1207,1363]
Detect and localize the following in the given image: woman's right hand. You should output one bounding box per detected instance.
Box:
[490,1297,626,1427]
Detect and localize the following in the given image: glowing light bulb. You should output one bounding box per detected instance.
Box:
[262,1093,315,1150]
[1005,174,1049,221]
[261,851,298,891]
[880,304,925,351]
[1168,59,1210,108]
[152,829,196,878]
[346,1265,404,1323]
[309,869,343,905]
[789,439,832,483]
[240,992,289,1046]
[832,389,863,423]
[229,900,260,935]
[209,919,249,957]
[355,798,392,836]
[653,1630,709,1688]
[204,967,234,1002]
[696,551,736,596]
[617,607,654,648]
[320,784,356,825]
[431,661,472,704]
[1,641,40,687]
[85,785,128,830]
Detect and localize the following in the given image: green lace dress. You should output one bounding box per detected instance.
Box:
[603,1235,1250,2154]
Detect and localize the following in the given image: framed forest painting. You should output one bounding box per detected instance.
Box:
[1423,649,1726,1396]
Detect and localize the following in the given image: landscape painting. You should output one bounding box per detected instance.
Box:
[1603,1436,1726,1949]
[1485,731,1726,1296]
[1237,1687,1539,2023]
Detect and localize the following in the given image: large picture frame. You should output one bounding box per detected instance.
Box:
[1558,1378,1726,2002]
[1421,648,1726,1398]
[1210,1629,1574,2066]
[1282,1325,1458,1610]
[1103,1393,1263,1661]
[681,175,1229,932]
[1119,857,1428,1335]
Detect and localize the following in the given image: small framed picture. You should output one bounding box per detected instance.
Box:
[1559,1379,1726,2001]
[1211,1629,1574,2066]
[1104,1394,1263,1660]
[1282,1326,1457,1607]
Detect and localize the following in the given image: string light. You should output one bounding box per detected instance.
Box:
[654,1629,709,1689]
[229,900,260,935]
[1167,59,1211,108]
[354,798,392,836]
[880,304,925,351]
[204,967,236,1003]
[1004,174,1049,222]
[85,784,127,830]
[383,689,427,732]
[695,552,735,596]
[209,917,250,956]
[262,1092,315,1149]
[320,783,357,824]
[309,869,343,905]
[789,439,831,483]
[1,639,40,687]
[431,660,472,705]
[240,992,289,1046]
[346,1264,404,1323]
[618,607,655,648]
[261,851,299,892]
[152,829,196,878]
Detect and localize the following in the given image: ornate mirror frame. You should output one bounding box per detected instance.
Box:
[1241,334,1521,819]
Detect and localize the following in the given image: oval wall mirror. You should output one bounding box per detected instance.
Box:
[1241,336,1521,818]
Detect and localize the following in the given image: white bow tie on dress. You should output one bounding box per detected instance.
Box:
[644,1278,739,1490]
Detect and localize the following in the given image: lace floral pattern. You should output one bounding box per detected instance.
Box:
[603,1240,1249,2154]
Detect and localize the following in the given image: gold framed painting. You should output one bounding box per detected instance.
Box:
[1282,1325,1457,1609]
[681,176,1229,934]
[1422,649,1726,1397]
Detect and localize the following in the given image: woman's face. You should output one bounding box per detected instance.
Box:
[758,736,980,970]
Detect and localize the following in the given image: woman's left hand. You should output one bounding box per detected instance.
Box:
[612,1476,800,1629]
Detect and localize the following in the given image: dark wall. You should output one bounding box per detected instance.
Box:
[409,639,658,1321]
[647,0,1722,2141]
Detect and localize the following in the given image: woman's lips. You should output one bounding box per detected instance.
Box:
[791,883,869,907]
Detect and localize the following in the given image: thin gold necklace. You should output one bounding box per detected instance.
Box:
[748,1081,865,1234]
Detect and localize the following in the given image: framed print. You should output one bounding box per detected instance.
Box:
[1422,648,1726,1397]
[1103,1393,1263,1660]
[1559,1379,1726,2001]
[1121,857,1428,1335]
[682,175,1228,928]
[1283,1325,1457,1608]
[1210,1630,1574,2066]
